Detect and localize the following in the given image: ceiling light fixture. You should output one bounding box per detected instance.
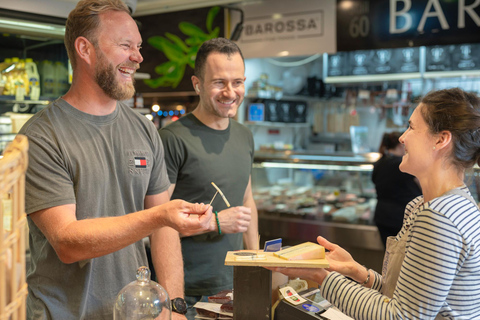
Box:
[0,17,65,39]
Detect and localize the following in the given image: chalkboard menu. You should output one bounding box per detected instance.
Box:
[451,44,479,71]
[350,50,373,75]
[426,45,452,71]
[327,47,420,76]
[262,99,307,123]
[395,48,419,73]
[327,52,349,77]
[425,43,480,72]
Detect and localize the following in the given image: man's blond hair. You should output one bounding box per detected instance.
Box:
[64,0,130,70]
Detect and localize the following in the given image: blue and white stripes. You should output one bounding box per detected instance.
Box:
[320,187,480,319]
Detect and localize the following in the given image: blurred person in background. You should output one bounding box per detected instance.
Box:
[372,131,422,247]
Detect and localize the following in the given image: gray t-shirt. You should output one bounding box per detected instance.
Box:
[20,98,170,320]
[159,113,254,296]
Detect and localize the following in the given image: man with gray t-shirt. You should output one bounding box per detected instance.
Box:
[20,1,211,319]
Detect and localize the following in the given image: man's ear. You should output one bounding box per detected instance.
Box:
[191,76,200,94]
[75,36,95,66]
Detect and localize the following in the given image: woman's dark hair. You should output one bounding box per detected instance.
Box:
[379,132,402,155]
[194,37,245,81]
[420,87,480,169]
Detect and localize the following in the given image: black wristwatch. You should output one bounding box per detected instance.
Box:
[171,297,188,315]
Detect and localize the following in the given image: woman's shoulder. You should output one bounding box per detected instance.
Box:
[425,187,479,228]
[429,187,476,213]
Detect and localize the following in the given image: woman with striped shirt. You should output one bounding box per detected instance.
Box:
[270,88,480,319]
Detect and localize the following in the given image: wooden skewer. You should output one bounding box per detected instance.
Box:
[208,191,218,207]
[211,182,231,207]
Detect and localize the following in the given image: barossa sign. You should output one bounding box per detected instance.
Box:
[244,13,321,38]
[337,0,480,51]
[232,0,336,58]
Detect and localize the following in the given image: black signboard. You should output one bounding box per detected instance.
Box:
[337,0,480,51]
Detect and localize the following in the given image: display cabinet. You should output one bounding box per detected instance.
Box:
[252,150,480,272]
[251,150,385,271]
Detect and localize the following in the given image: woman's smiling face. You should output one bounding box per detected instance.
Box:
[399,103,436,177]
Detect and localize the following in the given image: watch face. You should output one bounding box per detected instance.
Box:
[172,298,187,314]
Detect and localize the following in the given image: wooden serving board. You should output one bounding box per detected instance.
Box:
[224,250,329,268]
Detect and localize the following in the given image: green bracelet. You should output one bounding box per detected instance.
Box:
[214,211,222,235]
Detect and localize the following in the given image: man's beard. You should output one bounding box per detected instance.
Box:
[94,51,136,101]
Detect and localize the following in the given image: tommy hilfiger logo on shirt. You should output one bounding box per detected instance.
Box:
[134,157,147,168]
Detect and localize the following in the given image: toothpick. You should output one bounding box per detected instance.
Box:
[211,182,231,207]
[208,190,219,207]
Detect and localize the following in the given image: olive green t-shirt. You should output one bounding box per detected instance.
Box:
[159,113,254,296]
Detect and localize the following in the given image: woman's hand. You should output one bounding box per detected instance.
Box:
[266,235,364,285]
[318,236,366,282]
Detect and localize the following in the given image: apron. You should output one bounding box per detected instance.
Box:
[380,188,478,319]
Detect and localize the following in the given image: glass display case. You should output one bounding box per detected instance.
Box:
[252,150,480,272]
[252,151,379,223]
[251,150,385,271]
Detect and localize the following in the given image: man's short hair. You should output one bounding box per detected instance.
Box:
[194,37,245,80]
[64,0,130,70]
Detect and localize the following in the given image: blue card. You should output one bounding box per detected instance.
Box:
[264,238,282,252]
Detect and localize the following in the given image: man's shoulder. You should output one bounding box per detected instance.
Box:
[230,119,251,132]
[18,100,62,135]
[160,114,194,134]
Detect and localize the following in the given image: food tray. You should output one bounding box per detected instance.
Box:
[225,250,329,268]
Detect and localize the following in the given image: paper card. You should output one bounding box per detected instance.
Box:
[279,286,307,305]
[322,307,355,320]
[264,238,282,252]
[193,302,233,317]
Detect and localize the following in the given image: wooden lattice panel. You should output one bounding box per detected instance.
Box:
[1,135,28,320]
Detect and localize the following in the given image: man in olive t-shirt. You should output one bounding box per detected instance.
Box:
[159,38,259,320]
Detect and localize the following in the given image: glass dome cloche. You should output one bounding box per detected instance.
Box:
[113,266,171,320]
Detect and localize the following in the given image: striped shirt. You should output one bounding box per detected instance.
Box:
[320,186,480,319]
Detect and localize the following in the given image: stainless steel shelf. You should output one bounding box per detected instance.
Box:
[245,121,309,128]
[1,100,51,105]
[423,70,480,78]
[325,72,421,84]
[254,150,381,166]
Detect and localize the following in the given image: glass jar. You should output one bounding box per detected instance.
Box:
[113,266,171,320]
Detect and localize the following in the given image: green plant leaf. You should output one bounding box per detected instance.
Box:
[154,61,179,76]
[145,62,187,89]
[147,36,167,51]
[171,63,186,88]
[206,6,220,33]
[179,22,207,37]
[211,26,220,38]
[165,32,189,53]
[148,36,184,62]
[186,46,199,69]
